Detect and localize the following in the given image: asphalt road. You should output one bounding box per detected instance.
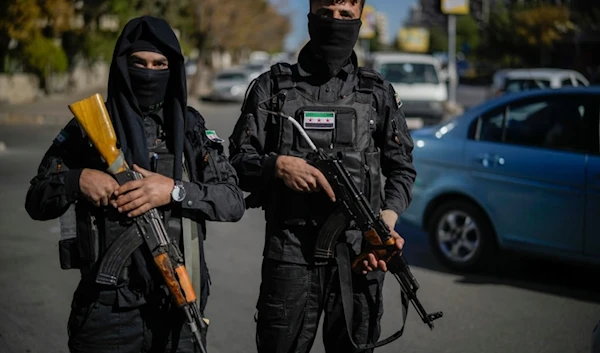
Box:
[1,89,599,353]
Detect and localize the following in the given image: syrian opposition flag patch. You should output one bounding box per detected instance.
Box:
[303,111,336,130]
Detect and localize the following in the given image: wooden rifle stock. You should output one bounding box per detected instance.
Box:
[68,93,128,174]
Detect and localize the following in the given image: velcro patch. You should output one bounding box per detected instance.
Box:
[303,111,335,130]
[395,92,403,109]
[53,130,69,146]
[205,130,224,143]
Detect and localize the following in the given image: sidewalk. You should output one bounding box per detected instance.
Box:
[0,87,208,127]
[0,87,108,126]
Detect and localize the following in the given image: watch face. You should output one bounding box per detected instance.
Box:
[172,185,186,202]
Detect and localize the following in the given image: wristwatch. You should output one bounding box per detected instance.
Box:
[171,180,186,203]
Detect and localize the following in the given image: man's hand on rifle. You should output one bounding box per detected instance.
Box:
[275,156,336,202]
[360,210,405,275]
[79,168,120,207]
[112,164,174,217]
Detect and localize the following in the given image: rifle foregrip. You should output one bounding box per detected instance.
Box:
[175,265,197,303]
[351,229,398,272]
[154,253,189,307]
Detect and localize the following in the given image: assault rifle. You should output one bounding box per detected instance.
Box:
[69,94,208,353]
[260,108,443,349]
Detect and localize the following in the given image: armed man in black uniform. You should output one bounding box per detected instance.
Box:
[25,16,245,353]
[228,1,416,352]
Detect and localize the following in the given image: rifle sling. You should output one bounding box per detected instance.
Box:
[335,242,409,350]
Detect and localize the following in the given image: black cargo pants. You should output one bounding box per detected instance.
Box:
[255,258,385,353]
[67,282,207,353]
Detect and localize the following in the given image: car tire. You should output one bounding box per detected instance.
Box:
[427,200,497,272]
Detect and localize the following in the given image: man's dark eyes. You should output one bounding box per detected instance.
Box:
[340,10,355,18]
[315,8,356,19]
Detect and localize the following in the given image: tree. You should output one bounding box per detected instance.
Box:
[187,0,290,94]
[513,4,576,65]
[428,26,448,53]
[456,14,480,58]
[0,0,70,84]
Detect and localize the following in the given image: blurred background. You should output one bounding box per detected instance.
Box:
[1,0,598,105]
[1,1,600,353]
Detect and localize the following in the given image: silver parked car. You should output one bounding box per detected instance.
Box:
[207,69,254,102]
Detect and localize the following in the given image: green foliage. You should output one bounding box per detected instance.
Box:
[428,27,448,53]
[22,35,68,77]
[456,14,480,57]
[82,31,119,63]
[369,28,382,52]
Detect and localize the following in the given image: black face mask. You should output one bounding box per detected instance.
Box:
[128,66,170,112]
[307,12,362,77]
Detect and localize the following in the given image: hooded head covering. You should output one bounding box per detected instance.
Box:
[107,16,187,181]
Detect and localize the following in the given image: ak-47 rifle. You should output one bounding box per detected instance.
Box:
[260,107,443,350]
[69,93,208,353]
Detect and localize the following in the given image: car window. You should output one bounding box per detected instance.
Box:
[503,79,551,93]
[474,109,505,143]
[474,96,593,153]
[379,62,440,84]
[561,78,574,87]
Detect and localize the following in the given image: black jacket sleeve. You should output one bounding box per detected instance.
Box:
[25,119,87,221]
[374,82,417,216]
[181,113,245,223]
[227,74,279,193]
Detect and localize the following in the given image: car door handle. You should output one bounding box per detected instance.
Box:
[475,153,492,167]
[493,154,505,166]
[475,154,504,167]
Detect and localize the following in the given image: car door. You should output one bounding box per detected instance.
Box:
[463,93,589,253]
[584,96,600,257]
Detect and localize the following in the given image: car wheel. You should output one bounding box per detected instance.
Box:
[428,200,497,272]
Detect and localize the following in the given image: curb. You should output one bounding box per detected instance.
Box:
[0,113,71,127]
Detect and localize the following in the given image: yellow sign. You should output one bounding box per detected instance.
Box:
[441,0,470,15]
[359,5,377,39]
[397,28,430,53]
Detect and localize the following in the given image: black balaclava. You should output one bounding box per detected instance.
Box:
[127,36,171,112]
[106,16,188,182]
[307,12,362,77]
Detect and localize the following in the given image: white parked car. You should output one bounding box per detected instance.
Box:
[489,68,589,98]
[365,52,448,129]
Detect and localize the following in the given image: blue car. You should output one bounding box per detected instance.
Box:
[400,86,600,271]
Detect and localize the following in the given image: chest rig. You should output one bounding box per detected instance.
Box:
[266,64,383,227]
[94,123,184,286]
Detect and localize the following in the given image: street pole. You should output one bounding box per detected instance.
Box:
[447,14,457,104]
[482,0,489,25]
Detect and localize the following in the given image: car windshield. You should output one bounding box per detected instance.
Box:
[503,78,551,93]
[216,72,247,80]
[380,62,440,84]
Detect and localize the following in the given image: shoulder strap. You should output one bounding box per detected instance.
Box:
[336,242,408,350]
[270,63,295,93]
[356,68,383,104]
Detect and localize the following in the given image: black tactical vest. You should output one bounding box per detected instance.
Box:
[265,63,383,228]
[68,130,184,286]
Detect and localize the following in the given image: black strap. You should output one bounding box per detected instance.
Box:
[357,68,379,92]
[356,68,380,105]
[270,63,295,92]
[335,242,409,351]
